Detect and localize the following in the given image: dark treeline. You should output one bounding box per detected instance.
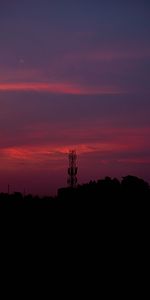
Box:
[0,175,149,209]
[0,175,149,240]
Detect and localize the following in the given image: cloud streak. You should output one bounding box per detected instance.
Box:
[0,82,125,95]
[0,142,134,169]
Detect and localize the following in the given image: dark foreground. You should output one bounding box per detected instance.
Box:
[0,176,149,222]
[0,175,149,285]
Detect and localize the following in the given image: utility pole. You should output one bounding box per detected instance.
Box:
[8,184,10,195]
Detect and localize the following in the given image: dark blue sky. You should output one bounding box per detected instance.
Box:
[0,1,150,195]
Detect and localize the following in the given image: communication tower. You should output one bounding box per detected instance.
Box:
[67,150,78,188]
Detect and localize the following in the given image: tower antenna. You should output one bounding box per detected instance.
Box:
[67,150,78,188]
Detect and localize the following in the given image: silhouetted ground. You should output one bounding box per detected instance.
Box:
[0,175,149,279]
[0,175,149,223]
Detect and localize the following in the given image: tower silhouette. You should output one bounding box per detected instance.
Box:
[67,150,78,188]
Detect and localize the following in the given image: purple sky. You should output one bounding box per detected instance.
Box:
[0,1,150,195]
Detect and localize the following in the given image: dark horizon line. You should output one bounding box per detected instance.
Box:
[0,174,149,199]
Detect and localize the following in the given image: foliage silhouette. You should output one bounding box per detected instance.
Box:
[0,175,149,246]
[0,175,149,210]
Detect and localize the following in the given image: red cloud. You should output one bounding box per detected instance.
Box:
[0,82,124,95]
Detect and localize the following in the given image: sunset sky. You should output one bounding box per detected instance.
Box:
[0,1,150,195]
